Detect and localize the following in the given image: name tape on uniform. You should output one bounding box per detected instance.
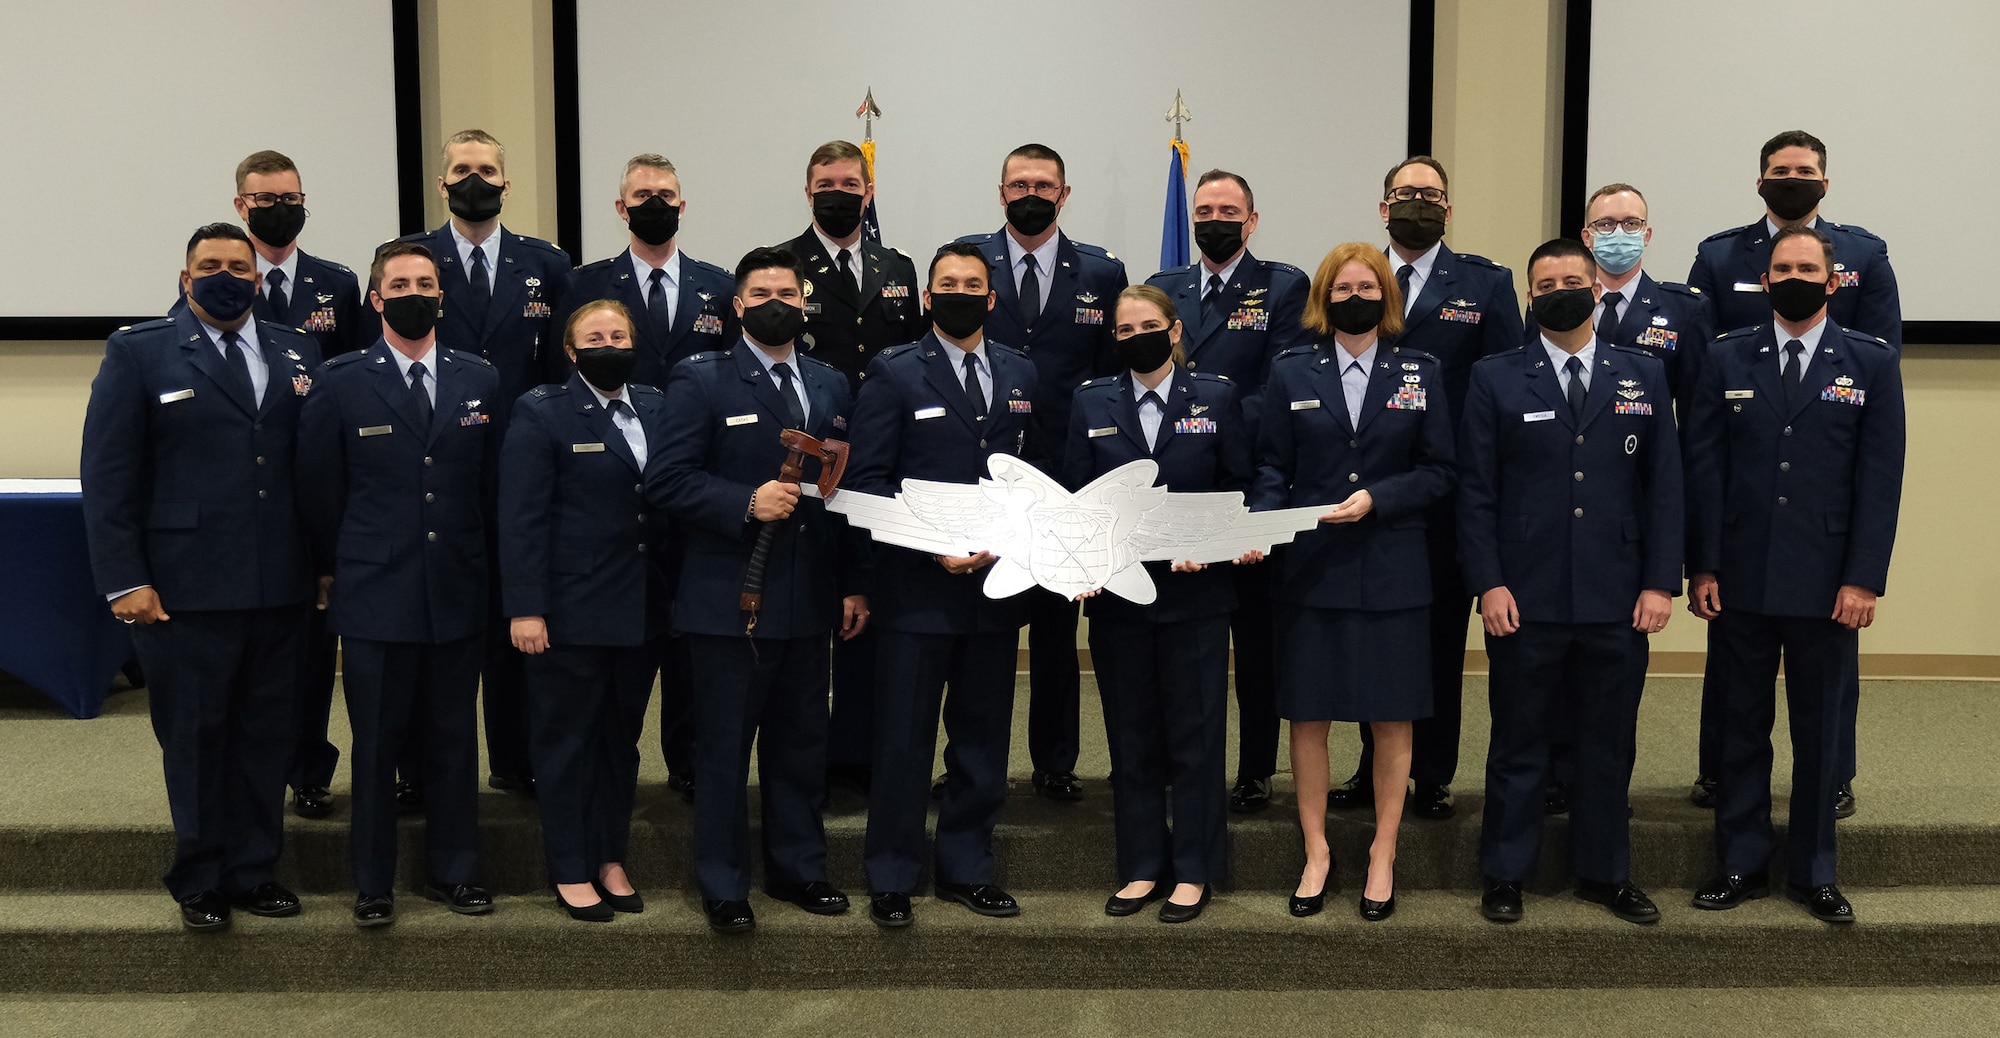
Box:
[158,389,195,404]
[725,413,759,426]
[1523,410,1557,423]
[358,425,393,437]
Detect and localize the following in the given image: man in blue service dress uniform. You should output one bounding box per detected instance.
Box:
[296,241,501,927]
[848,242,1041,928]
[1685,130,1901,817]
[400,128,574,799]
[82,223,320,932]
[655,246,867,934]
[1331,156,1524,821]
[549,151,735,800]
[1144,168,1311,814]
[954,143,1127,803]
[1460,239,1682,927]
[1687,224,1904,926]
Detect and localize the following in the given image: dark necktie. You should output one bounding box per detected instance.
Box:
[647,268,671,336]
[465,247,491,333]
[1599,290,1624,343]
[835,248,858,304]
[963,352,987,420]
[772,361,806,428]
[1784,339,1808,410]
[409,360,433,428]
[1205,273,1227,325]
[1396,263,1415,314]
[1019,254,1041,330]
[1140,390,1163,452]
[265,268,289,320]
[1565,356,1587,420]
[222,330,255,404]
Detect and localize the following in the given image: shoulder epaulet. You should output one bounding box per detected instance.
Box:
[444,348,493,368]
[526,385,553,399]
[513,234,569,258]
[300,253,356,277]
[1700,223,1756,245]
[1825,222,1883,243]
[956,231,1000,247]
[628,382,663,395]
[575,255,618,275]
[1144,264,1194,285]
[1452,252,1508,273]
[1654,280,1701,297]
[1387,345,1441,365]
[798,353,842,377]
[117,318,175,335]
[1607,343,1662,362]
[988,341,1029,361]
[685,350,725,366]
[1274,343,1319,361]
[1078,376,1116,390]
[1070,240,1118,263]
[262,322,315,344]
[1255,258,1309,279]
[1712,325,1762,343]
[686,256,732,280]
[878,341,922,361]
[1187,370,1230,384]
[1837,326,1894,350]
[323,350,366,368]
[1471,346,1528,369]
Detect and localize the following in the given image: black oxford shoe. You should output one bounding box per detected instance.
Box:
[1689,774,1718,809]
[488,773,536,798]
[179,891,231,933]
[1032,770,1084,802]
[1326,773,1373,810]
[1575,880,1659,925]
[1412,783,1455,820]
[1105,884,1169,917]
[1786,882,1856,924]
[230,882,301,918]
[704,899,755,934]
[767,880,850,915]
[394,779,424,816]
[870,892,914,928]
[1691,872,1770,910]
[1834,782,1857,819]
[1229,777,1271,814]
[934,881,1020,917]
[666,772,695,803]
[291,785,334,819]
[422,881,494,915]
[1543,782,1570,816]
[354,893,395,928]
[1480,879,1523,923]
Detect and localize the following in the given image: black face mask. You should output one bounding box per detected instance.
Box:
[573,346,638,391]
[812,190,866,239]
[1384,199,1447,251]
[928,292,989,339]
[1193,220,1244,264]
[1532,286,1597,333]
[740,298,804,347]
[1759,178,1826,223]
[1327,295,1386,336]
[1115,329,1176,373]
[625,196,680,246]
[189,271,257,322]
[380,293,440,340]
[445,174,505,222]
[1005,194,1058,237]
[246,203,307,248]
[1767,277,1831,322]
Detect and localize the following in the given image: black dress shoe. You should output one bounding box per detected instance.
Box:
[1229,777,1271,814]
[394,779,424,816]
[489,773,536,797]
[593,882,644,914]
[1105,884,1169,917]
[1358,868,1395,922]
[704,899,755,934]
[1326,773,1372,810]
[353,893,395,928]
[1289,859,1332,918]
[870,892,914,928]
[1032,770,1084,802]
[1689,774,1718,809]
[556,888,614,922]
[1158,886,1211,924]
[179,891,231,932]
[1691,872,1770,911]
[422,881,494,915]
[1543,782,1570,816]
[1575,880,1659,925]
[230,881,301,918]
[1480,879,1523,923]
[1786,882,1856,924]
[1834,782,1857,820]
[291,785,334,819]
[666,772,695,803]
[767,880,850,915]
[1412,783,1455,820]
[826,763,872,796]
[934,881,1020,917]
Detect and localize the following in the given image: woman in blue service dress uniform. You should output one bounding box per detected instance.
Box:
[1064,285,1253,924]
[1250,243,1456,921]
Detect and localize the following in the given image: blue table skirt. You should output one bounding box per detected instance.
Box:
[0,490,134,718]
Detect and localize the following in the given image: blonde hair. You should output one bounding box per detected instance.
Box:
[441,128,506,173]
[1114,285,1188,368]
[1304,243,1404,337]
[563,299,634,349]
[622,153,677,194]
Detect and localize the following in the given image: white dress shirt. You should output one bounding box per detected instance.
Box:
[630,248,680,327]
[1774,315,1829,384]
[1338,341,1379,427]
[449,221,500,291]
[583,378,648,468]
[200,317,269,405]
[746,339,811,427]
[1541,336,1598,395]
[1387,241,1443,316]
[1004,232,1061,314]
[388,343,439,407]
[814,227,866,294]
[1135,368,1175,451]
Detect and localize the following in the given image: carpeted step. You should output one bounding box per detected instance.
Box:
[3,887,1999,993]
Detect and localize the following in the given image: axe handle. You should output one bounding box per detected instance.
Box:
[740,443,812,621]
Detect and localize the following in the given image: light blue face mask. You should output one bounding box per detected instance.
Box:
[1590,229,1646,275]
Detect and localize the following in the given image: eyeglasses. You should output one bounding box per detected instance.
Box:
[1002,180,1063,199]
[1587,217,1648,233]
[1386,186,1446,203]
[241,192,306,208]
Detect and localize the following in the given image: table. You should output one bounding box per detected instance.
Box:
[0,479,135,718]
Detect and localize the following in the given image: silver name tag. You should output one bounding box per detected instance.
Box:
[725,413,759,427]
[1289,399,1320,411]
[572,442,607,453]
[158,389,195,404]
[1725,390,1756,400]
[1523,410,1557,423]
[1733,282,1765,293]
[358,425,393,437]
[914,406,948,420]
[1088,427,1117,438]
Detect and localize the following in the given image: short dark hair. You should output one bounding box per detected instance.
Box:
[370,240,438,287]
[1760,130,1827,175]
[807,140,871,184]
[1527,237,1598,283]
[234,150,299,192]
[1001,143,1066,184]
[1382,156,1449,199]
[186,222,252,260]
[734,246,803,293]
[1770,224,1835,269]
[928,241,989,286]
[1195,168,1255,212]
